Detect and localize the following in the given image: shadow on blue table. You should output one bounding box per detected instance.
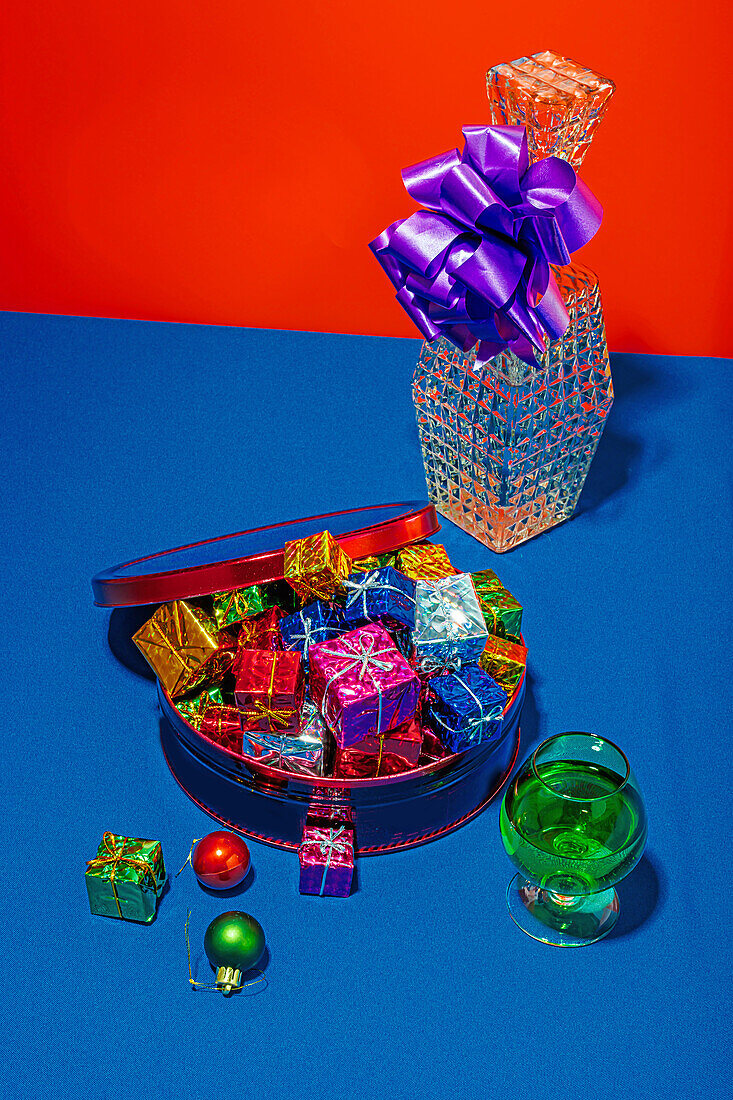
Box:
[606,852,665,940]
[108,605,159,680]
[576,352,675,516]
[515,668,541,759]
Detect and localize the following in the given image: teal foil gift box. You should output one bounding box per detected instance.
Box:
[85,832,166,923]
[413,574,488,673]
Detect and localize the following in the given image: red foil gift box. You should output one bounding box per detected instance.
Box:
[309,623,421,749]
[198,706,244,754]
[234,648,304,734]
[236,606,284,652]
[298,820,355,897]
[333,716,423,778]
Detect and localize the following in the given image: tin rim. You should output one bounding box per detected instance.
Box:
[92,501,439,607]
[159,658,525,789]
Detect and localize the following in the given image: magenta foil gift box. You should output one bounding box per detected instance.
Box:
[309,623,420,749]
[298,820,355,897]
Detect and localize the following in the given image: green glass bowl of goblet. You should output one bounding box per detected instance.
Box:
[500,732,648,946]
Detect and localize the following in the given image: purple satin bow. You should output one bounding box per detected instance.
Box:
[369,125,602,364]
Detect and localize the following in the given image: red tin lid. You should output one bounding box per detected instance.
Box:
[92,500,440,608]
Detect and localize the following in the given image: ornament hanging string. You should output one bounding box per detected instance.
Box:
[184,912,266,993]
[175,839,202,878]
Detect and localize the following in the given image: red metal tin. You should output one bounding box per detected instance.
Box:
[93,500,523,859]
[158,674,523,854]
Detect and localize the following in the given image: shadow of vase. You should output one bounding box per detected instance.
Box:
[574,352,662,518]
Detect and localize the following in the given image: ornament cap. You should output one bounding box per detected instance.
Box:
[215,965,242,995]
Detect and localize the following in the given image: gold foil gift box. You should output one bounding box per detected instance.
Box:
[284,530,352,603]
[132,599,236,698]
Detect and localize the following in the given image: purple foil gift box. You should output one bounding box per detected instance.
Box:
[309,623,421,749]
[298,820,355,897]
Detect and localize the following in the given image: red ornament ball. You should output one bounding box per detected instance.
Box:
[192,831,251,890]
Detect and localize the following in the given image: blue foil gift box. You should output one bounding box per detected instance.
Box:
[280,601,347,666]
[341,566,417,632]
[426,666,507,752]
[413,574,488,672]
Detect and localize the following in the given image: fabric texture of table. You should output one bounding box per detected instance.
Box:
[1,312,730,1100]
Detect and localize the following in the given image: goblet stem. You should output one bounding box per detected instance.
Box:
[545,890,582,909]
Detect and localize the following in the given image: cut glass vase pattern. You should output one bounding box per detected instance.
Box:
[413,263,613,553]
[410,51,615,553]
[485,50,615,168]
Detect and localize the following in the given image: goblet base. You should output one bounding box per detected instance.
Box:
[506,874,619,947]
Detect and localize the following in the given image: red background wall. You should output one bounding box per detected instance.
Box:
[0,2,730,357]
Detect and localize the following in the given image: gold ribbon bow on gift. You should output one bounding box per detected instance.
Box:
[85,833,160,919]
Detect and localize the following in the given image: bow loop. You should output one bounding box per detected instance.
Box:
[370,124,602,365]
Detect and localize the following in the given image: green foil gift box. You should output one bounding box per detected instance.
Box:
[470,569,523,643]
[212,585,277,629]
[85,832,166,923]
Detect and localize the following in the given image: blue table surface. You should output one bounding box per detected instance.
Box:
[2,312,731,1099]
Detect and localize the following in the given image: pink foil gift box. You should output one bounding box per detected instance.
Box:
[308,623,420,749]
[298,821,355,897]
[337,716,423,769]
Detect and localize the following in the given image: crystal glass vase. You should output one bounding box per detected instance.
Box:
[412,52,615,553]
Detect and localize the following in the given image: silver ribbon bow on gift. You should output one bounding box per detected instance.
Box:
[320,632,395,734]
[288,610,339,661]
[343,570,416,622]
[431,673,491,743]
[312,825,349,896]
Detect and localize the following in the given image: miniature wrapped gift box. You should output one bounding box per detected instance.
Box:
[395,542,457,582]
[279,600,346,664]
[425,666,507,752]
[331,717,423,777]
[234,648,304,734]
[235,606,284,652]
[298,820,355,897]
[241,701,326,776]
[132,600,236,698]
[479,634,527,697]
[212,584,277,629]
[176,688,244,754]
[470,569,523,643]
[284,529,352,604]
[341,566,417,632]
[309,623,421,749]
[352,550,397,572]
[413,574,488,672]
[85,832,166,923]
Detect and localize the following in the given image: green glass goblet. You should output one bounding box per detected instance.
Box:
[500,732,648,946]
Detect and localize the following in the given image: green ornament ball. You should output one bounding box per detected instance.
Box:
[203,911,266,973]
